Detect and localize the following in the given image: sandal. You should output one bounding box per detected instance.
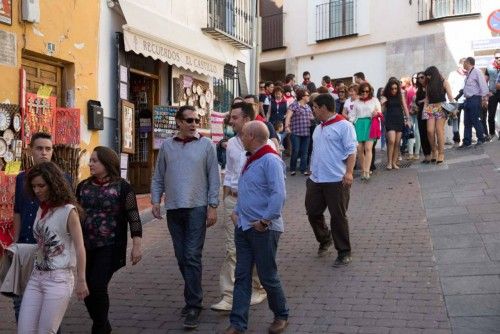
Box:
[386,165,393,170]
[392,164,400,170]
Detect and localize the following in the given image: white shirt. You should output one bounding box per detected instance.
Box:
[448,70,466,103]
[343,98,355,118]
[350,98,381,123]
[310,116,357,183]
[223,136,276,191]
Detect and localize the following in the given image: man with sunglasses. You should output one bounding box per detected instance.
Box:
[301,71,317,92]
[151,105,220,329]
[484,50,500,140]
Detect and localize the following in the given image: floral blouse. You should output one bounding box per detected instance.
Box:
[76,178,142,250]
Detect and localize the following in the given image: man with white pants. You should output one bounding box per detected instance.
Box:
[211,102,271,311]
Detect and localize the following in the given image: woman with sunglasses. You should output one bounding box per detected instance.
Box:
[285,88,314,176]
[423,66,454,164]
[350,82,382,180]
[380,79,411,170]
[76,146,143,333]
[415,72,432,163]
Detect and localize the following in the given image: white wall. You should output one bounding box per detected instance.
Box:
[97,1,126,147]
[297,43,387,89]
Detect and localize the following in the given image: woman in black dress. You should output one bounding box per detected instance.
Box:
[415,72,432,163]
[380,79,411,170]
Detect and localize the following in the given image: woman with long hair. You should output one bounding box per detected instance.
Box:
[423,66,454,164]
[380,78,411,170]
[415,72,432,163]
[77,146,143,333]
[350,82,382,180]
[18,162,88,333]
[285,88,314,176]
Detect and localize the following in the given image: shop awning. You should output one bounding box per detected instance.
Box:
[118,0,226,79]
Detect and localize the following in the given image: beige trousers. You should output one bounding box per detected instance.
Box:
[219,195,266,303]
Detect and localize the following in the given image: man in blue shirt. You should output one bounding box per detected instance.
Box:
[225,121,288,334]
[306,93,357,266]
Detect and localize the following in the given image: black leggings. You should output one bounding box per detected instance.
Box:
[417,115,431,156]
[84,245,115,334]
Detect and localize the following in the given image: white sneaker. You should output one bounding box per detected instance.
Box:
[210,299,232,311]
[250,292,267,305]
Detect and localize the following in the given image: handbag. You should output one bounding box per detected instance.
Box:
[441,102,458,117]
[369,116,382,140]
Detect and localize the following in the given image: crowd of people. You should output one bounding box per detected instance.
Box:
[3,50,499,334]
[217,51,500,182]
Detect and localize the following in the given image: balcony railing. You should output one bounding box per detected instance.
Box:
[418,0,480,22]
[316,0,357,42]
[202,0,253,49]
[262,13,285,51]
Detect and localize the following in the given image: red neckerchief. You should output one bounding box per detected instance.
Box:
[255,114,266,122]
[92,176,110,186]
[242,145,279,175]
[40,201,56,219]
[275,97,287,106]
[360,96,372,102]
[174,134,201,145]
[321,114,345,128]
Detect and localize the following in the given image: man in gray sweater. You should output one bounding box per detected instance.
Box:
[151,105,220,329]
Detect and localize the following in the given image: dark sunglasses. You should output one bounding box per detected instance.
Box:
[361,90,370,93]
[183,118,200,124]
[495,57,500,60]
[418,76,425,79]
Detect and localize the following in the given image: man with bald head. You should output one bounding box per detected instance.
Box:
[225,121,289,334]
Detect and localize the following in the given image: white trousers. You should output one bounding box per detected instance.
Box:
[18,269,74,334]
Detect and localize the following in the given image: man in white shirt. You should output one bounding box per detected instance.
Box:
[211,102,273,311]
[447,58,467,146]
[306,94,357,267]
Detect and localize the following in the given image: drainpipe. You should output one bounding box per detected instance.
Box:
[250,0,260,94]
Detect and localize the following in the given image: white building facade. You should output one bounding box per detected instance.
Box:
[97,0,255,193]
[260,0,500,90]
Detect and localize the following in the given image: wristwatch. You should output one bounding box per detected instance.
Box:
[209,204,218,209]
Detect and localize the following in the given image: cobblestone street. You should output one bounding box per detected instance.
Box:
[2,141,500,333]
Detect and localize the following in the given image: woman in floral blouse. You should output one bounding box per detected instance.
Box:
[76,146,143,334]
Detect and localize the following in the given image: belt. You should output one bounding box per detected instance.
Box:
[228,189,238,197]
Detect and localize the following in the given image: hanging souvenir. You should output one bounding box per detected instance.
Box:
[12,113,21,133]
[2,129,14,145]
[0,108,11,131]
[3,151,13,163]
[0,138,7,157]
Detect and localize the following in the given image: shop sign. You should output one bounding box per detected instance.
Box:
[471,37,500,51]
[474,56,494,68]
[0,29,16,67]
[124,29,224,79]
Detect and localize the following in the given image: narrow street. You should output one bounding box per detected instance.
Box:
[1,141,500,334]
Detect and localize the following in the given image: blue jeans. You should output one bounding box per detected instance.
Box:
[463,96,485,146]
[166,206,207,310]
[230,227,288,332]
[290,134,310,173]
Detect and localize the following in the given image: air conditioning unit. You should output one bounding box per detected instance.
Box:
[22,0,40,23]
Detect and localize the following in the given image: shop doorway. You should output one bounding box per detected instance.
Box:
[22,55,63,106]
[128,70,159,194]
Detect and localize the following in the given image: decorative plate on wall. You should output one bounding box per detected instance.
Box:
[0,109,11,131]
[0,138,7,157]
[12,113,21,133]
[3,151,13,163]
[2,129,14,145]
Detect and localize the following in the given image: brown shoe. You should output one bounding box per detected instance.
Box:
[268,319,288,334]
[224,326,243,334]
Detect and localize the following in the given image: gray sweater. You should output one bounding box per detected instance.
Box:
[151,136,220,210]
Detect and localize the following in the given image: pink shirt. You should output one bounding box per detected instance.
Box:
[405,86,416,110]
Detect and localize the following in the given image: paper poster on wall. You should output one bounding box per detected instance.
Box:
[121,100,135,154]
[120,82,128,100]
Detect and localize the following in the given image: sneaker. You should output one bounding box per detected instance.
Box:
[475,141,484,147]
[333,254,352,267]
[210,299,232,312]
[181,305,189,317]
[317,239,333,257]
[183,308,201,329]
[268,319,288,334]
[250,291,267,305]
[290,171,296,176]
[457,144,471,150]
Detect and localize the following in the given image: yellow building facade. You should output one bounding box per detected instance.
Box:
[0,0,101,178]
